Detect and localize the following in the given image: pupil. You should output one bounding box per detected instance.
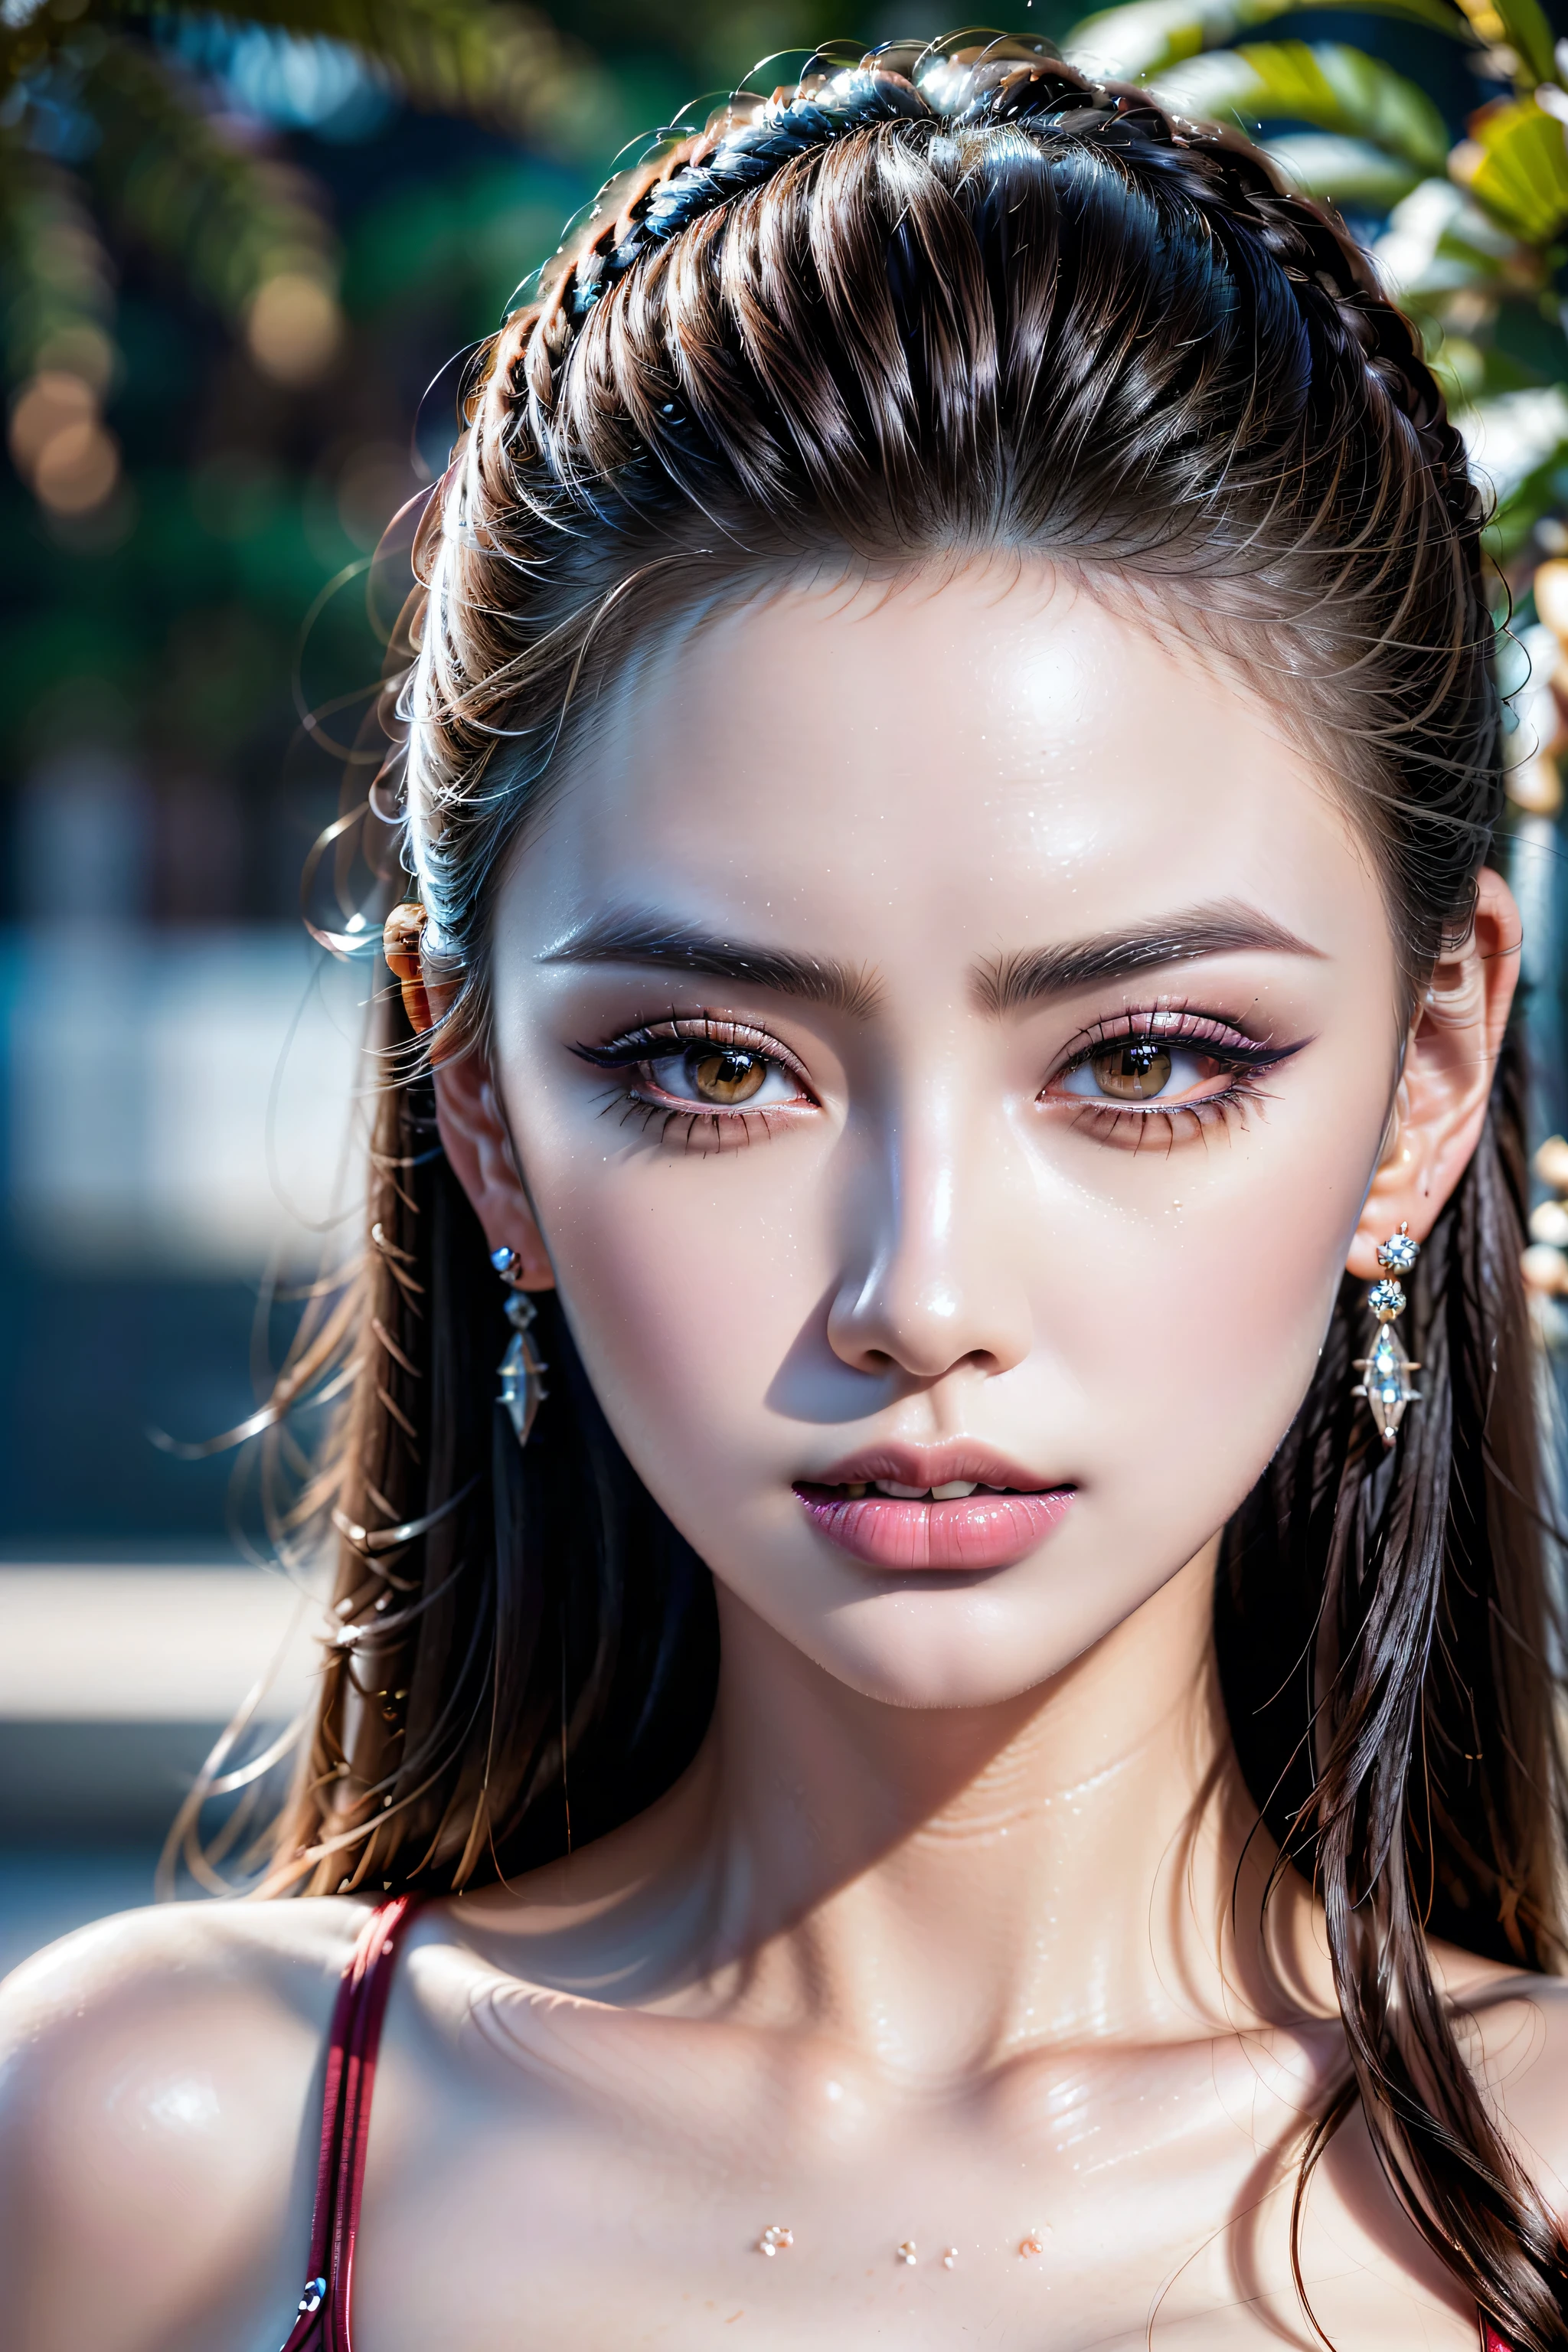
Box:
[691,1047,765,1105]
[1096,1042,1172,1099]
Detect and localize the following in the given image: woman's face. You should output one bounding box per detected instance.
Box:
[482,566,1400,1707]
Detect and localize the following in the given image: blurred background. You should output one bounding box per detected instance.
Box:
[3,0,1568,1974]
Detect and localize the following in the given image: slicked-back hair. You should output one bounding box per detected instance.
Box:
[266,41,1566,2348]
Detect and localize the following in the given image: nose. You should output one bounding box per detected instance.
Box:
[825,1095,1032,1381]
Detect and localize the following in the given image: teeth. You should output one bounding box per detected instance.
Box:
[828,1478,995,1501]
[866,1479,982,1501]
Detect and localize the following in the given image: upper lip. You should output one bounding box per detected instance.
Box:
[799,1443,1064,1494]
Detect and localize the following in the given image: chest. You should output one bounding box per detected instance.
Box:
[346,2000,1481,2351]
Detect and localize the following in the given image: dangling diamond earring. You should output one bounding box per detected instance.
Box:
[1351,1222,1421,1448]
[490,1246,549,1446]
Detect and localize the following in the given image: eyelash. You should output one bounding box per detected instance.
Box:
[571,1007,1306,1155]
[1043,1008,1305,1149]
[571,1015,815,1152]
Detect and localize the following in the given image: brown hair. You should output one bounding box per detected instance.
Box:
[264,41,1566,2346]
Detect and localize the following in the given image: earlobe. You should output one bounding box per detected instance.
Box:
[433,1050,556,1290]
[433,1053,557,1290]
[1346,867,1522,1279]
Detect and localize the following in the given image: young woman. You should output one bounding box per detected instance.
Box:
[3,38,1566,2352]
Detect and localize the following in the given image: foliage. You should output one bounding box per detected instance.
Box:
[4,0,1568,882]
[8,0,1567,553]
[0,0,642,525]
[1066,0,1568,570]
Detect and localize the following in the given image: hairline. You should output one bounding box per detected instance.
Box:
[458,545,1419,1015]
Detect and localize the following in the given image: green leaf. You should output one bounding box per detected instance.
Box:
[1460,98,1568,246]
[1375,175,1530,301]
[1488,0,1557,88]
[59,0,626,162]
[1456,383,1568,553]
[1066,0,1467,83]
[1152,41,1449,171]
[1262,132,1423,208]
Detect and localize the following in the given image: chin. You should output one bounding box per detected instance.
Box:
[792,1589,1111,1713]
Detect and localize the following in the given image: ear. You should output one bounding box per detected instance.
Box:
[430,1047,556,1290]
[381,902,554,1289]
[1347,866,1522,1279]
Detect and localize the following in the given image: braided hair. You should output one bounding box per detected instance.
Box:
[273,38,1566,2349]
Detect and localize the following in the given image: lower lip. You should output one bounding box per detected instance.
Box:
[794,1486,1076,1573]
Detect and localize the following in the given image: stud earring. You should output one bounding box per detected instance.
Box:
[1351,1223,1421,1448]
[490,1246,549,1446]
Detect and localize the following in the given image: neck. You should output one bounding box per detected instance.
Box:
[564,1544,1330,2076]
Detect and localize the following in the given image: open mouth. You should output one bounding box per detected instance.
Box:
[799,1478,1034,1501]
[793,1478,1076,1573]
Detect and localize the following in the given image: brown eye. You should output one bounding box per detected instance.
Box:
[1091,1041,1172,1099]
[688,1047,767,1104]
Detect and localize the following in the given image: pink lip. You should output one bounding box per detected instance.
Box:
[795,1445,1075,1574]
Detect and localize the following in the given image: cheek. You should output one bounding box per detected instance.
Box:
[523,1126,820,1488]
[1045,1054,1391,1553]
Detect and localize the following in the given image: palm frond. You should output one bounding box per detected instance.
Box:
[1455,93,1568,242]
[5,0,624,158]
[1067,0,1468,84]
[1374,174,1537,302]
[1452,0,1557,87]
[1152,41,1450,172]
[232,0,616,149]
[1458,385,1568,552]
[0,138,118,386]
[1261,132,1426,207]
[77,30,335,324]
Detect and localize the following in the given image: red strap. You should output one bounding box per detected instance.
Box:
[278,1898,416,2352]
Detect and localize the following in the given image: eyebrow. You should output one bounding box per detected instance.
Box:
[539,909,884,1020]
[975,903,1325,1015]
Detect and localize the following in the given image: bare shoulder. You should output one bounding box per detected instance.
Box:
[0,1893,364,2352]
[1439,1944,1568,2224]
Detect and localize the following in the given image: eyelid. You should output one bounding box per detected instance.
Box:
[1050,1004,1282,1073]
[1035,1004,1308,1150]
[1047,1014,1306,1102]
[573,1014,819,1100]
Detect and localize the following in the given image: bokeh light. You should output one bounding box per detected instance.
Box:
[245,269,345,384]
[7,367,119,513]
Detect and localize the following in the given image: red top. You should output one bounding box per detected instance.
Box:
[278,1896,1514,2352]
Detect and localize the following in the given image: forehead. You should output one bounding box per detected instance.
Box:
[505,564,1385,965]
